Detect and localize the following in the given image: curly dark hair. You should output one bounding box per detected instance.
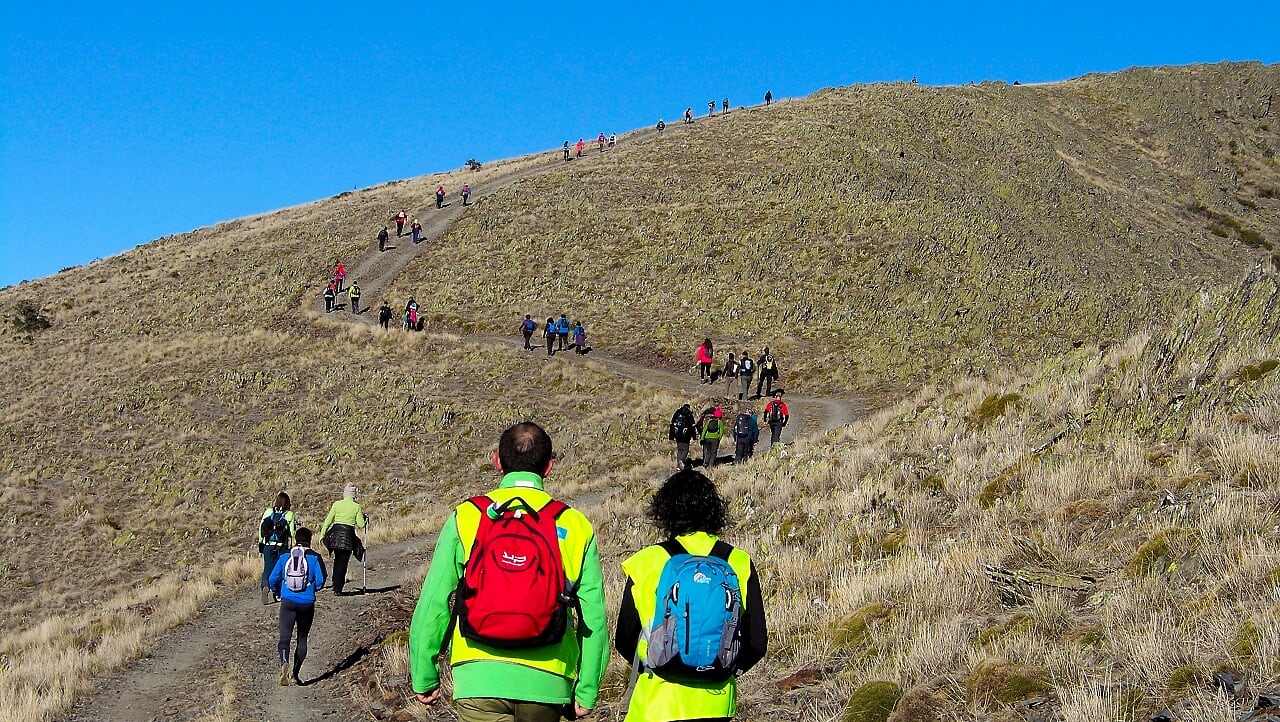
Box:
[647,469,729,538]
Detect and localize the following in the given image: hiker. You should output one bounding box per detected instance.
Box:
[696,338,714,383]
[408,422,609,720]
[563,140,571,161]
[576,138,585,158]
[406,305,419,331]
[319,485,366,595]
[461,184,471,206]
[556,314,571,352]
[737,349,755,401]
[544,316,557,355]
[723,97,730,113]
[765,90,772,105]
[519,314,537,350]
[763,391,789,447]
[378,226,390,252]
[683,107,693,124]
[722,352,739,392]
[708,100,716,116]
[615,469,767,721]
[258,492,297,605]
[572,321,588,354]
[668,403,698,470]
[608,133,617,149]
[333,263,346,292]
[348,282,361,315]
[396,210,407,237]
[746,407,760,459]
[699,407,724,468]
[379,301,393,329]
[268,526,327,686]
[436,186,446,209]
[732,407,754,464]
[756,347,780,397]
[323,283,336,313]
[411,218,422,244]
[656,119,665,134]
[597,132,606,152]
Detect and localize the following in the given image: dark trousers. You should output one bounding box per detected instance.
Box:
[701,438,720,468]
[557,331,568,350]
[735,440,751,464]
[396,221,404,236]
[769,422,784,445]
[279,599,315,671]
[699,362,712,380]
[523,331,533,349]
[261,545,284,588]
[756,371,777,397]
[546,334,555,355]
[331,550,351,593]
[675,441,690,467]
[350,298,359,314]
[324,297,333,312]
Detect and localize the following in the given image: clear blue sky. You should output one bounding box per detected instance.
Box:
[2,1,1277,288]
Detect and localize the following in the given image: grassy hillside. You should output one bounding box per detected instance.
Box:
[0,61,1277,719]
[394,62,1280,392]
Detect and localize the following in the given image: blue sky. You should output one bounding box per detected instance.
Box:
[2,2,1277,289]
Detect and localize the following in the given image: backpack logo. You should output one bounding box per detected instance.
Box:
[644,540,742,682]
[455,496,573,649]
[284,547,309,593]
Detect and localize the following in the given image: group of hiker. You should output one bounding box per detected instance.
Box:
[662,90,772,132]
[407,421,767,721]
[669,390,790,470]
[696,338,783,399]
[563,133,618,161]
[522,312,590,355]
[256,486,368,685]
[378,189,473,249]
[322,263,362,314]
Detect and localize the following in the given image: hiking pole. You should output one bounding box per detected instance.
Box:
[362,516,371,594]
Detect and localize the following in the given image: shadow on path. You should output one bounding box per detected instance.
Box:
[298,635,384,687]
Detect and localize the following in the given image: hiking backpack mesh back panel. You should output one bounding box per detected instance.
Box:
[643,539,742,682]
[284,547,309,593]
[455,495,572,648]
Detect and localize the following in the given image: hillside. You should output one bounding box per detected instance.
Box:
[393,61,1280,392]
[0,61,1277,720]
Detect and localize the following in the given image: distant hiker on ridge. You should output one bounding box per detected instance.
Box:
[323,282,336,313]
[723,97,730,113]
[333,263,346,292]
[756,347,779,398]
[556,313,571,353]
[656,119,665,134]
[320,484,366,595]
[597,133,606,152]
[411,217,422,244]
[708,100,716,116]
[765,90,772,105]
[519,314,536,350]
[543,316,557,355]
[396,210,407,237]
[576,138,585,158]
[379,301,393,330]
[378,226,390,252]
[608,133,616,150]
[572,321,588,354]
[563,140,571,161]
[348,282,361,315]
[269,526,326,686]
[699,407,725,468]
[737,349,755,401]
[684,107,693,124]
[461,184,471,206]
[258,492,297,605]
[696,338,714,383]
[668,402,698,470]
[436,186,446,209]
[764,391,789,448]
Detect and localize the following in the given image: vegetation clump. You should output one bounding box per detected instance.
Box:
[966,658,1054,706]
[1166,665,1204,694]
[8,299,51,340]
[1237,359,1280,382]
[841,680,902,722]
[966,393,1021,431]
[834,603,892,649]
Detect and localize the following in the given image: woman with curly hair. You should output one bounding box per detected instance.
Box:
[615,470,768,721]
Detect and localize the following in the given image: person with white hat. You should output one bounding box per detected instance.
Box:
[320,484,367,595]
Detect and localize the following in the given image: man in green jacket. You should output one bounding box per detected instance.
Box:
[409,422,609,721]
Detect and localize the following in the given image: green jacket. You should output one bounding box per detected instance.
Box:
[319,498,365,539]
[408,471,609,709]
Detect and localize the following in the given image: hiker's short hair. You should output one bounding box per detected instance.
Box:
[498,422,554,474]
[295,527,312,546]
[648,469,729,538]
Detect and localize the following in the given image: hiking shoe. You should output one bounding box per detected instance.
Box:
[279,663,290,686]
[261,587,271,605]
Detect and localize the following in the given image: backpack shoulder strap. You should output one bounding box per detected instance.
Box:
[466,495,492,514]
[658,538,688,558]
[708,539,734,562]
[541,498,569,520]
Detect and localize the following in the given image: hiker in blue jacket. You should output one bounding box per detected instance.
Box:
[269,527,327,686]
[555,314,571,352]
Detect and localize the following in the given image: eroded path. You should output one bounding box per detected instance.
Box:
[68,103,867,722]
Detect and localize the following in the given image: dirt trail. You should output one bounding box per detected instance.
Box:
[67,100,863,722]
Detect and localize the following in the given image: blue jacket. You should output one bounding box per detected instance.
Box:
[556,318,571,333]
[269,547,327,605]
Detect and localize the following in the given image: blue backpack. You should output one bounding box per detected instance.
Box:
[643,539,742,682]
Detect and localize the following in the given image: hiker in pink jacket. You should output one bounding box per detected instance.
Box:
[696,338,714,384]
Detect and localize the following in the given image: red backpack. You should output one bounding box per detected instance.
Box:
[454,495,571,648]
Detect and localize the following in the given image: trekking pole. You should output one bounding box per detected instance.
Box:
[362,516,371,594]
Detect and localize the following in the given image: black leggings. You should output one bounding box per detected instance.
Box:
[332,550,351,593]
[279,599,315,667]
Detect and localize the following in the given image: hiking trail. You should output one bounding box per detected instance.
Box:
[67,99,867,722]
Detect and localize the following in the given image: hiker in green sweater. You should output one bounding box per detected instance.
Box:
[319,485,366,595]
[409,421,609,721]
